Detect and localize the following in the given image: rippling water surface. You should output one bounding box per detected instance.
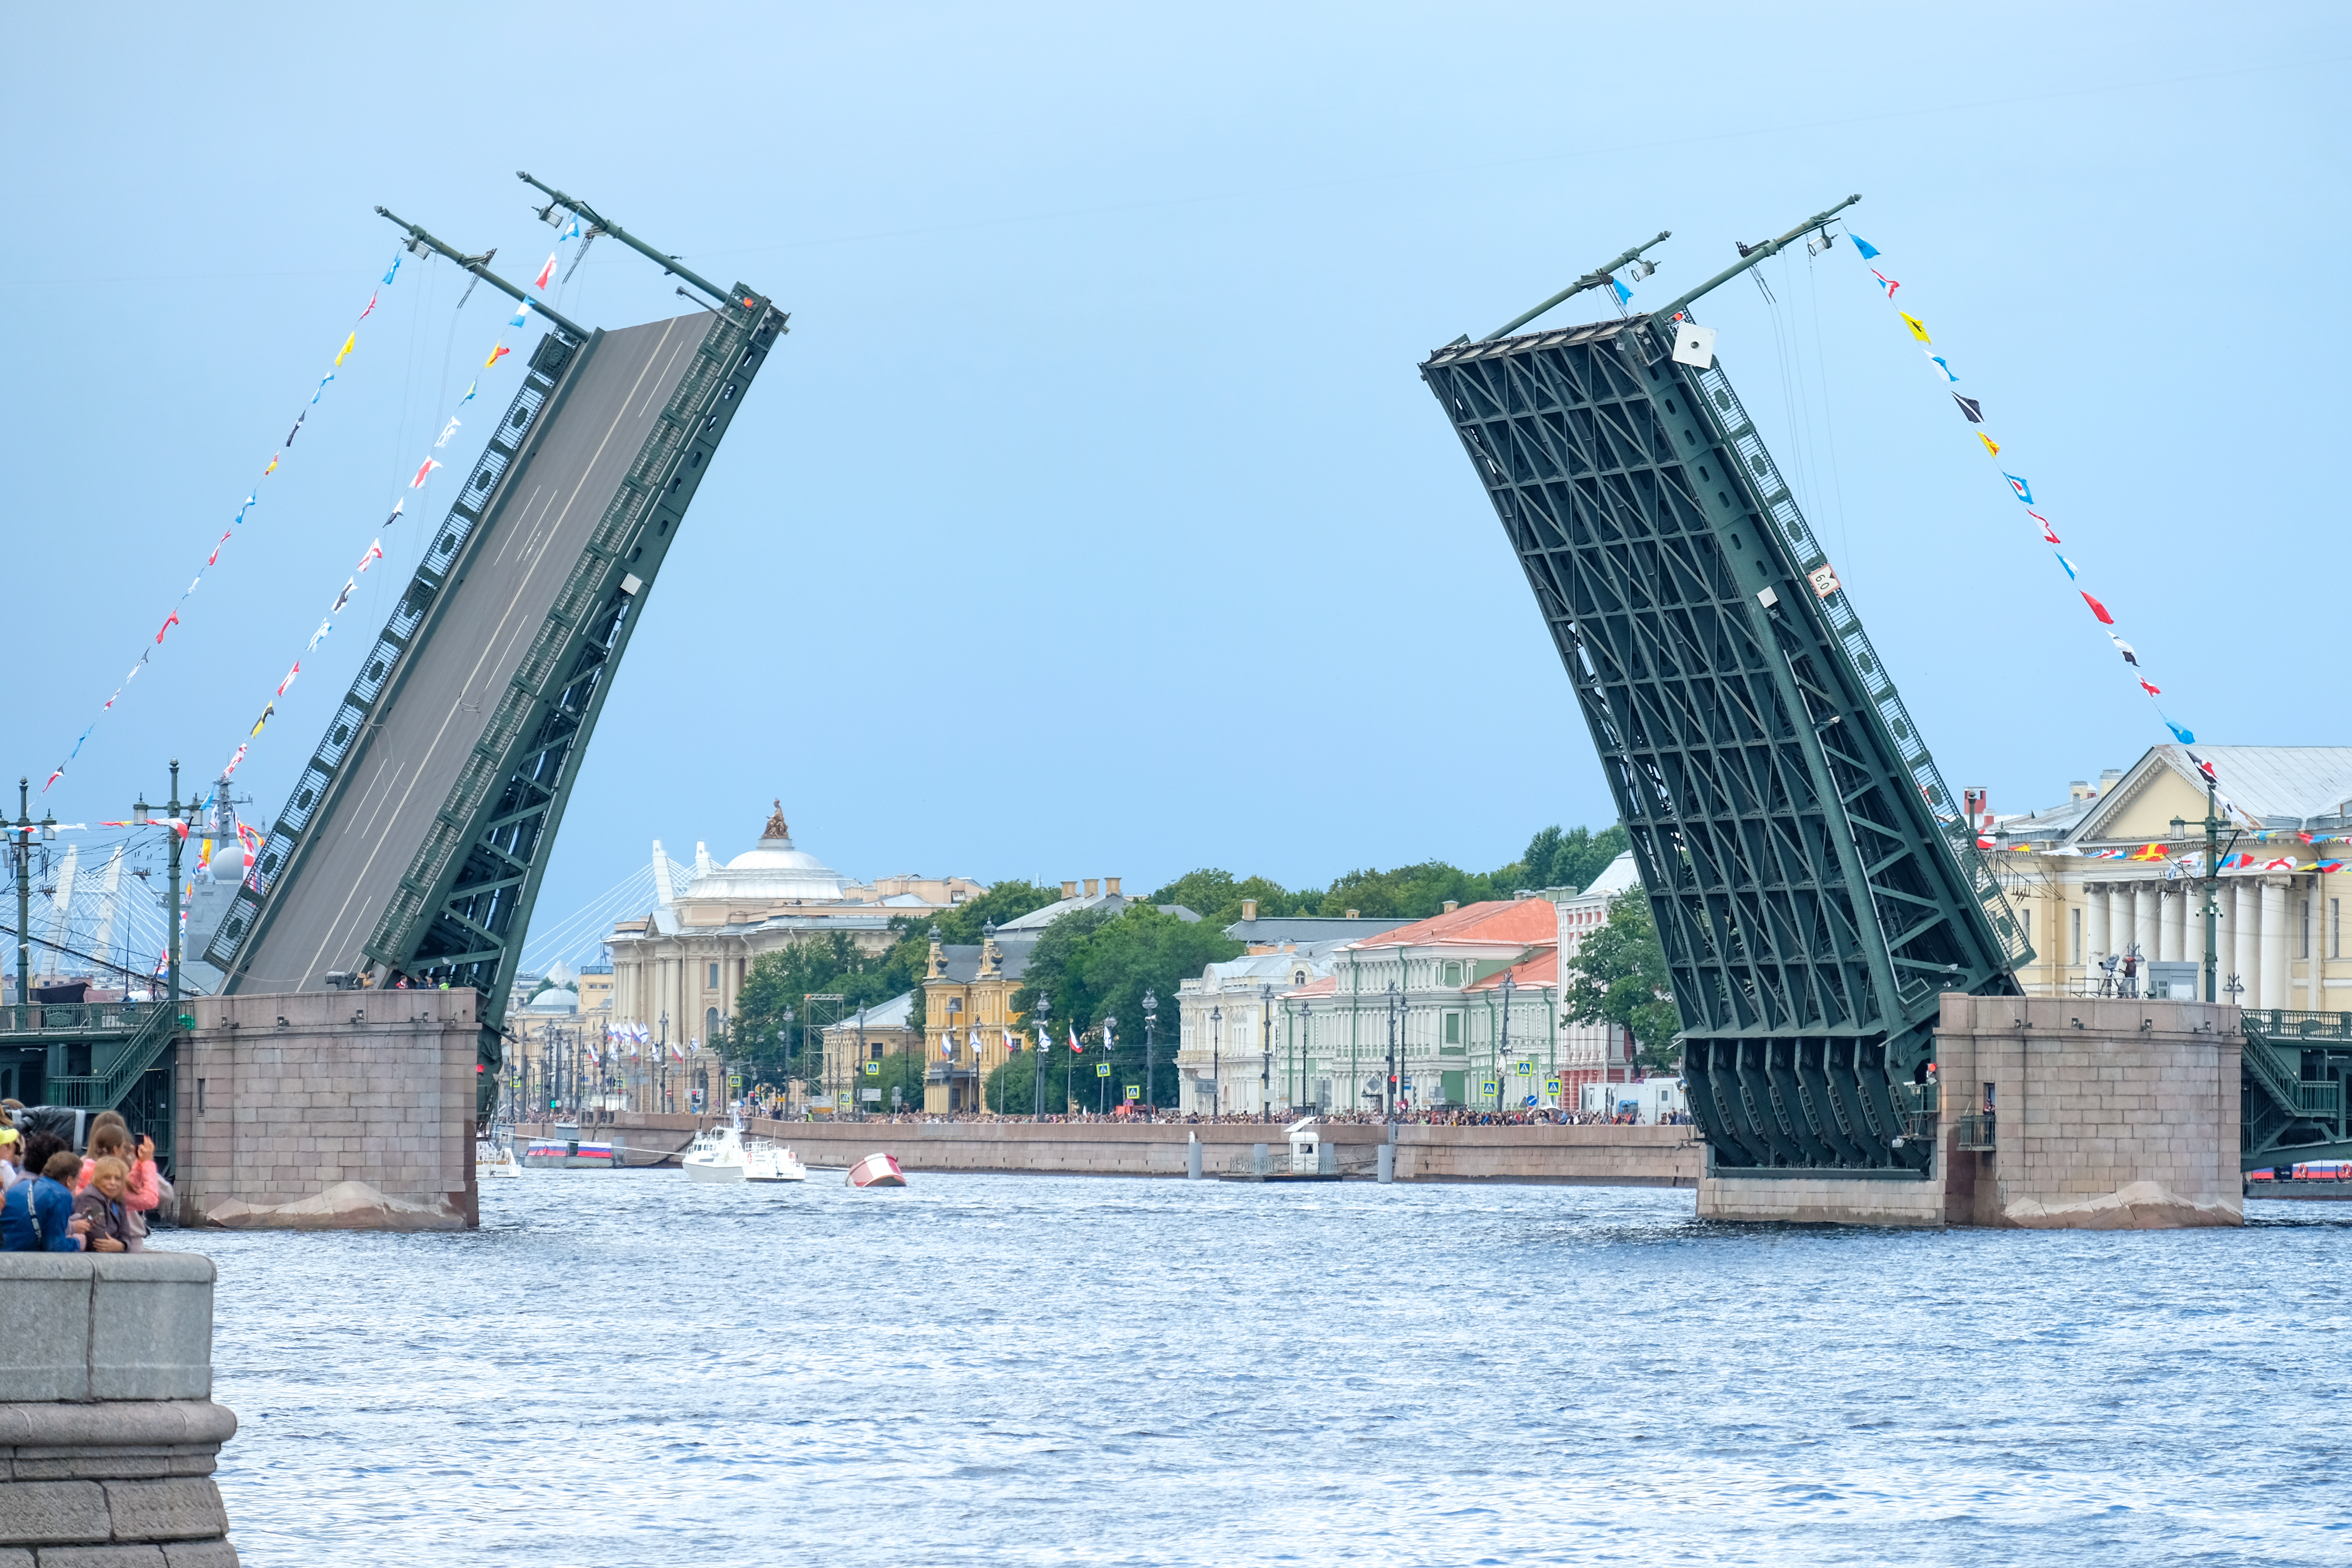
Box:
[177,1170,2349,1565]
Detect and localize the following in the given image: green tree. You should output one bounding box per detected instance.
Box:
[732,931,925,1082]
[1147,869,1302,926]
[1002,903,1244,1111]
[1517,823,1628,895]
[1562,890,1680,1070]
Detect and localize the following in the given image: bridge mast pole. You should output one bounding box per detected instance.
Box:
[1482,230,1672,342]
[1649,194,1861,324]
[13,780,28,1006]
[516,173,740,309]
[373,208,592,342]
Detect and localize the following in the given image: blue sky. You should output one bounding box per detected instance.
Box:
[3,3,2344,967]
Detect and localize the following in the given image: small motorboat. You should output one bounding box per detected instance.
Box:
[682,1125,750,1183]
[744,1140,807,1183]
[523,1122,616,1169]
[846,1152,906,1188]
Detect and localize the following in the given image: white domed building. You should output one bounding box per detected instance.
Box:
[607,803,984,1069]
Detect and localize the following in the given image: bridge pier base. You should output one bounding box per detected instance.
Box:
[173,990,481,1231]
[1697,994,2243,1229]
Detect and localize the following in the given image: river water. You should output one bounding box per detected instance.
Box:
[177,1172,2348,1566]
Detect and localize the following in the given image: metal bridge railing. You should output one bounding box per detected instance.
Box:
[39,1004,182,1113]
[0,999,163,1039]
[1690,358,2030,977]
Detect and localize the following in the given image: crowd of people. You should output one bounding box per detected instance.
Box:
[0,1103,170,1253]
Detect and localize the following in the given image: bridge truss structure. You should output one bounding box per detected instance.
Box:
[1420,202,2029,1176]
[205,181,786,1110]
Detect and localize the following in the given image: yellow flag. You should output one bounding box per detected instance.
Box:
[1900,311,1930,343]
[261,453,279,477]
[335,331,356,367]
[484,343,511,369]
[1978,432,2000,458]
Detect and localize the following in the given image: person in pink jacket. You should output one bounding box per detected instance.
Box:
[74,1125,161,1245]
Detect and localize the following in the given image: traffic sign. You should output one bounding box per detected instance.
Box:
[1544,1077,1562,1096]
[863,1060,881,1077]
[1125,1085,1141,1100]
[1514,1060,1534,1076]
[1479,1080,1499,1097]
[1096,1061,1111,1077]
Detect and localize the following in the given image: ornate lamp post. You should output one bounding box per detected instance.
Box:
[1498,971,1517,1114]
[1101,1015,1117,1116]
[1033,993,1050,1120]
[2172,785,2240,1004]
[1384,982,1401,1124]
[1259,984,1274,1123]
[1142,989,1158,1120]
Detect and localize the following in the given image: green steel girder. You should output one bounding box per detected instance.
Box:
[2240,1010,2352,1172]
[1421,314,2028,1174]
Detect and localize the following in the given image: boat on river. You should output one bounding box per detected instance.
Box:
[744,1141,807,1183]
[682,1125,751,1182]
[846,1152,906,1188]
[523,1122,617,1169]
[477,1126,523,1179]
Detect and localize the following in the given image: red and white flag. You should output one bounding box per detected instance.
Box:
[533,253,556,290]
[1069,1024,1083,1054]
[155,610,180,644]
[355,539,385,573]
[275,663,300,696]
[410,456,442,488]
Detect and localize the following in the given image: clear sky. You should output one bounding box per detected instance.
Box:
[3,3,2344,968]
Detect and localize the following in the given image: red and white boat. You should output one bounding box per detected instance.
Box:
[846,1152,906,1188]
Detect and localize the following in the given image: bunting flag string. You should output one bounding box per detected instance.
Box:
[213,220,594,786]
[1844,231,2248,826]
[39,255,405,796]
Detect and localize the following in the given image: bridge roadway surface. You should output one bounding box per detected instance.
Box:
[237,314,706,995]
[515,1113,1704,1184]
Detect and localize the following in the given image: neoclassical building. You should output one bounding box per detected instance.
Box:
[608,804,983,1052]
[1989,745,2352,1007]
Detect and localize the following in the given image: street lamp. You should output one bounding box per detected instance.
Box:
[1259,984,1274,1123]
[1033,993,1050,1121]
[1384,982,1401,1125]
[1142,990,1158,1120]
[1499,972,1518,1116]
[1210,1004,1222,1121]
[1101,1014,1117,1116]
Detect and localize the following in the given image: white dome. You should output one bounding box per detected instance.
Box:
[681,809,844,903]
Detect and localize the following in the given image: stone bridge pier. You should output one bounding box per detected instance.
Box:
[172,990,481,1231]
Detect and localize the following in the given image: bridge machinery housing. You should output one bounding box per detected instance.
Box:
[1420,199,2031,1178]
[206,177,786,1112]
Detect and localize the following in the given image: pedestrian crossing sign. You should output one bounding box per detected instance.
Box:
[1125,1086,1141,1100]
[863,1060,880,1076]
[1096,1061,1111,1077]
[1479,1080,1499,1098]
[1514,1061,1534,1075]
[1544,1077,1562,1095]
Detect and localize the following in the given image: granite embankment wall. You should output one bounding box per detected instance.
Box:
[521,1114,1702,1187]
[0,1252,240,1565]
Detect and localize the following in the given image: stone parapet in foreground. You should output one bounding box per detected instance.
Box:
[0,1252,239,1566]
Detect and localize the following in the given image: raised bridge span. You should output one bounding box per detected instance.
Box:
[203,180,787,1106]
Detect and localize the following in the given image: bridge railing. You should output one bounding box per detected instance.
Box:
[0,999,164,1039]
[2242,1008,2352,1040]
[40,1003,182,1112]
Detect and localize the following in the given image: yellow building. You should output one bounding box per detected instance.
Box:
[1991,745,2352,1009]
[921,925,1033,1114]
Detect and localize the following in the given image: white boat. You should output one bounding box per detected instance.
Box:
[476,1128,524,1180]
[681,1125,750,1183]
[744,1140,807,1183]
[846,1151,906,1188]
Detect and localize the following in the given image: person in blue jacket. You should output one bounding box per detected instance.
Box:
[1,1150,92,1251]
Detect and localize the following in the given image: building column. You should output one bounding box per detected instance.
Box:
[2131,882,2156,966]
[2159,884,2186,964]
[2260,879,2290,1011]
[2232,878,2258,1006]
[2309,878,2329,1013]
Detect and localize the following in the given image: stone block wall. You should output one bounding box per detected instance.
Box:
[1696,993,2242,1229]
[174,990,480,1230]
[0,1252,239,1566]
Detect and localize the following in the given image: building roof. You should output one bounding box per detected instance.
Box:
[1344,898,1559,951]
[1462,948,1561,991]
[930,939,1038,985]
[2056,746,2352,843]
[1222,914,1417,943]
[1579,850,1641,900]
[1198,951,1329,992]
[822,990,918,1033]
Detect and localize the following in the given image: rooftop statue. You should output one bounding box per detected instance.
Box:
[763,800,789,842]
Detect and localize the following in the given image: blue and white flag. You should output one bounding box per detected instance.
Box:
[508,299,532,328]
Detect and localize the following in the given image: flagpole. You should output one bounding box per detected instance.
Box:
[516,173,740,311]
[1481,230,1672,342]
[1648,195,1861,326]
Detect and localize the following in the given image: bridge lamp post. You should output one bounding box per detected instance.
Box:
[2172,784,2239,1004]
[1142,990,1157,1121]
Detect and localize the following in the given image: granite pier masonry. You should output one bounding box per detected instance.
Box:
[1698,994,2243,1229]
[174,990,480,1231]
[518,1114,1703,1185]
[0,1251,240,1566]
